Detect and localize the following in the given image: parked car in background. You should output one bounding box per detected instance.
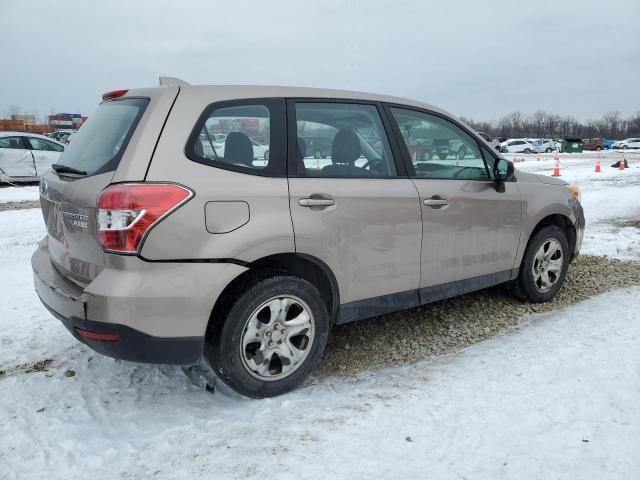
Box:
[612,138,640,150]
[250,138,270,160]
[602,138,615,150]
[32,82,585,398]
[581,138,604,151]
[526,138,557,153]
[477,132,501,151]
[48,130,77,143]
[300,136,333,159]
[500,139,537,154]
[0,132,64,182]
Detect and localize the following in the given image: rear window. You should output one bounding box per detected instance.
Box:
[56,98,149,175]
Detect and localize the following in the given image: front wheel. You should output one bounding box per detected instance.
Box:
[595,146,602,151]
[545,147,553,153]
[314,149,323,159]
[622,145,628,150]
[512,225,570,302]
[206,274,329,398]
[264,150,270,160]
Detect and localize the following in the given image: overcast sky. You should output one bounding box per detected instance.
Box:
[0,0,638,122]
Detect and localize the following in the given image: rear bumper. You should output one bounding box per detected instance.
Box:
[32,237,247,365]
[39,300,203,364]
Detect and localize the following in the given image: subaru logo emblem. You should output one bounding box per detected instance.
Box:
[40,179,48,197]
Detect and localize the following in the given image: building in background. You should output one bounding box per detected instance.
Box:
[48,113,87,130]
[11,114,36,126]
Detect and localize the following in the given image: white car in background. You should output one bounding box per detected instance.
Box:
[250,138,270,160]
[0,132,65,182]
[612,138,640,150]
[499,138,537,154]
[477,131,501,151]
[526,138,557,153]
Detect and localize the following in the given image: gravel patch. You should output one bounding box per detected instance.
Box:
[317,255,640,377]
[0,201,40,211]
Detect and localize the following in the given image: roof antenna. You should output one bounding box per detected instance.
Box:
[159,77,190,87]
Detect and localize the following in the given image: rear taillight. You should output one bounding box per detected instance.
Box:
[97,183,193,254]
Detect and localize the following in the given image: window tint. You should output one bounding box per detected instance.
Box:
[28,137,64,152]
[192,104,272,172]
[0,136,26,149]
[294,102,396,177]
[56,98,149,175]
[389,108,488,180]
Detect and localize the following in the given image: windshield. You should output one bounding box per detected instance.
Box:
[55,98,149,176]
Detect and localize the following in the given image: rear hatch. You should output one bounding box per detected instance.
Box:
[39,88,178,286]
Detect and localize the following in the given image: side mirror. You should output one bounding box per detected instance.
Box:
[493,158,514,192]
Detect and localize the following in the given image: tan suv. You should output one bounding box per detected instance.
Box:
[32,79,584,397]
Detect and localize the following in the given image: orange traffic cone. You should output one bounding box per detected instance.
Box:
[512,154,517,163]
[595,157,601,173]
[552,159,561,177]
[536,154,541,162]
[619,156,626,171]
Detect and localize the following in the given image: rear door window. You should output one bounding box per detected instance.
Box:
[27,137,64,152]
[55,98,149,175]
[293,102,397,177]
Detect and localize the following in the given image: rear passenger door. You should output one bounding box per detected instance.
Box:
[0,136,36,177]
[25,137,64,176]
[386,106,523,292]
[287,100,422,320]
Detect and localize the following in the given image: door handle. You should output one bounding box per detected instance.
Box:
[299,198,335,207]
[423,197,449,207]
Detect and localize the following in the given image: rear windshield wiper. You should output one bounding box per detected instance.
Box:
[52,164,88,176]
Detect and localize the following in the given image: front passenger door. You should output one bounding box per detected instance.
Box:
[0,136,36,178]
[387,106,523,291]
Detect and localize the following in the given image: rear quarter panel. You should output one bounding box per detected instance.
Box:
[140,88,294,262]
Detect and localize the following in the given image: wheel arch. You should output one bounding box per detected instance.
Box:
[519,213,577,268]
[205,253,340,344]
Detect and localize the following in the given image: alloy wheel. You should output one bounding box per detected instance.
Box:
[240,295,315,381]
[532,238,563,292]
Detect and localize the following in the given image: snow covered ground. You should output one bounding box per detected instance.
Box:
[0,185,39,204]
[0,151,639,479]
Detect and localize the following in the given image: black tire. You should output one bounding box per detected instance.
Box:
[622,145,628,150]
[513,225,570,302]
[206,274,329,398]
[545,147,553,153]
[595,146,602,151]
[264,150,269,160]
[314,149,323,159]
[457,146,467,159]
[438,152,448,160]
[524,148,532,154]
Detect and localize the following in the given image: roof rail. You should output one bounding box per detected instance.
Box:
[158,76,190,87]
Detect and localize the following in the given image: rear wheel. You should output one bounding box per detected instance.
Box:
[545,147,553,153]
[524,148,532,154]
[207,274,329,398]
[513,225,569,302]
[314,149,323,159]
[595,146,602,151]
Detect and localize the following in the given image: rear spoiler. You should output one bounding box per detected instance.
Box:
[159,77,190,87]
